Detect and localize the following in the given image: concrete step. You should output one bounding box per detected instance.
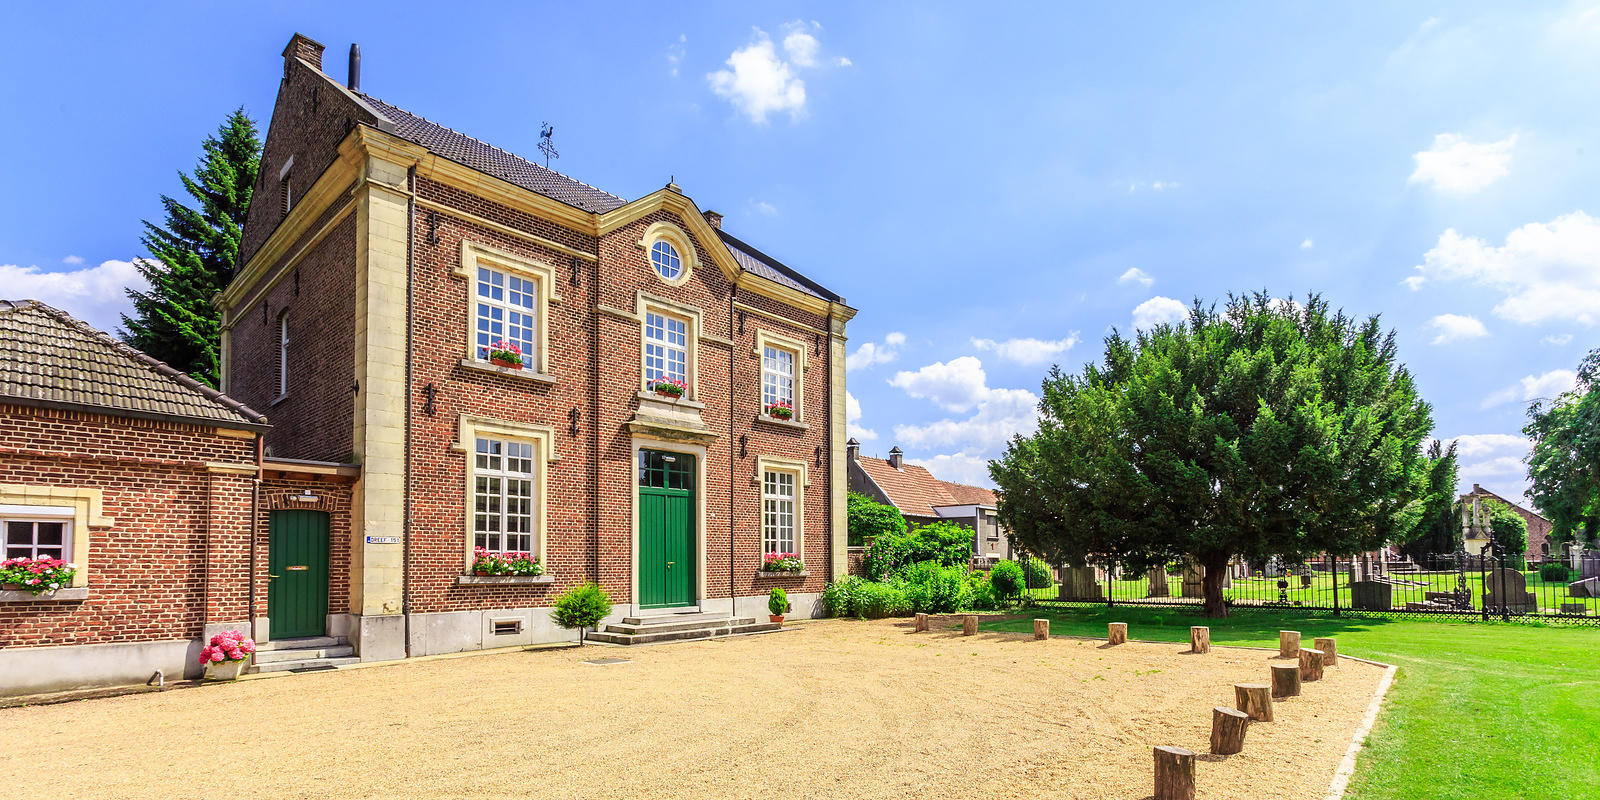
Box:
[246,656,361,674]
[605,616,759,635]
[257,635,346,652]
[588,620,783,646]
[620,612,733,627]
[253,644,355,664]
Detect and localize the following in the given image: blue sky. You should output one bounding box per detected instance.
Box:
[3,2,1597,504]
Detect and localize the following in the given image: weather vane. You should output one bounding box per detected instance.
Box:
[537,122,559,168]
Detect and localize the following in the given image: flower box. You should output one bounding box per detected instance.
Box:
[199,630,256,681]
[765,402,794,420]
[761,553,805,574]
[485,339,524,370]
[490,357,522,370]
[0,556,76,595]
[472,547,544,577]
[648,376,687,399]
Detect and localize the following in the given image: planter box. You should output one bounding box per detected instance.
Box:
[0,587,88,602]
[755,570,810,578]
[489,357,523,370]
[456,575,555,586]
[204,659,249,681]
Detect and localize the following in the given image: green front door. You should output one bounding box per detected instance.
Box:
[638,449,695,609]
[268,509,329,639]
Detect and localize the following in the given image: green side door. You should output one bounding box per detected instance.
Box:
[638,450,695,609]
[268,509,329,639]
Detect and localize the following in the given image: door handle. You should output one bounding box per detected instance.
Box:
[268,574,281,579]
[667,561,675,568]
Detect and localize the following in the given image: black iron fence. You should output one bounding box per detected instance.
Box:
[1025,553,1600,627]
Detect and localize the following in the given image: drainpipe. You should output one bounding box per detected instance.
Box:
[729,286,738,609]
[249,432,263,641]
[402,164,416,657]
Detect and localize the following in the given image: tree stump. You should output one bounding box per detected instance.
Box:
[914,612,928,633]
[1314,636,1338,666]
[1279,630,1301,658]
[1233,682,1273,722]
[1153,745,1196,800]
[962,615,978,636]
[1190,626,1210,654]
[1033,618,1049,640]
[1108,622,1128,645]
[1271,663,1301,698]
[1210,706,1250,755]
[1299,647,1324,682]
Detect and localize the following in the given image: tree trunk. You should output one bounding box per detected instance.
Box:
[914,612,928,632]
[1108,622,1128,645]
[1234,683,1273,722]
[1271,663,1301,698]
[962,615,978,636]
[1299,648,1324,682]
[1190,626,1210,654]
[1210,706,1250,755]
[1202,553,1230,617]
[1153,746,1196,800]
[1314,636,1338,665]
[1032,619,1049,640]
[1279,630,1301,658]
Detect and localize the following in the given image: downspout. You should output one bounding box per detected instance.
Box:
[730,286,738,607]
[402,164,416,657]
[249,432,263,641]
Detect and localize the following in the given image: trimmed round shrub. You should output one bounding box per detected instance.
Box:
[1023,557,1053,589]
[989,559,1025,599]
[1539,562,1571,582]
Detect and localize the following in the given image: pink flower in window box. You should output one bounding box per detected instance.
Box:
[765,401,794,420]
[649,376,687,398]
[487,340,524,369]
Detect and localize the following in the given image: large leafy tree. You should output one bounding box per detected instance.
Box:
[1397,439,1462,562]
[991,293,1435,616]
[1524,347,1600,545]
[122,109,261,386]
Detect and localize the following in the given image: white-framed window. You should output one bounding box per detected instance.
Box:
[650,240,682,281]
[762,469,797,556]
[472,436,535,555]
[644,311,689,387]
[2,516,72,561]
[277,311,290,397]
[474,265,538,365]
[762,345,795,410]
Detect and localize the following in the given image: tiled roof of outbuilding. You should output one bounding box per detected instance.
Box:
[855,455,998,517]
[0,300,268,430]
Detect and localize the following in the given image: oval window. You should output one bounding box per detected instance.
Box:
[650,240,683,281]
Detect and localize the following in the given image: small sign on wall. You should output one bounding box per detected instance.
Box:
[365,536,401,544]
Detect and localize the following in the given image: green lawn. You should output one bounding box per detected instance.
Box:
[985,605,1600,800]
[1080,570,1598,614]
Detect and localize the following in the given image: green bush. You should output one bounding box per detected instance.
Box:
[968,574,999,610]
[1023,557,1054,589]
[863,521,973,580]
[899,561,972,613]
[821,576,868,617]
[768,587,789,616]
[551,582,613,644]
[848,491,907,548]
[989,559,1025,599]
[1539,562,1571,582]
[856,581,913,618]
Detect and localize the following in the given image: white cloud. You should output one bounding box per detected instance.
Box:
[1427,314,1489,345]
[836,56,853,67]
[970,334,1080,366]
[1127,180,1181,193]
[62,254,84,265]
[708,29,807,123]
[1408,211,1600,326]
[1445,433,1532,460]
[1482,369,1579,409]
[750,199,778,217]
[782,28,820,68]
[1442,433,1534,499]
[889,356,990,412]
[1118,267,1154,287]
[894,386,1039,453]
[1408,133,1517,194]
[666,34,686,77]
[1132,296,1189,330]
[1401,275,1427,291]
[1300,238,1314,250]
[846,331,905,371]
[1542,333,1573,346]
[910,453,997,488]
[846,390,877,442]
[0,258,148,333]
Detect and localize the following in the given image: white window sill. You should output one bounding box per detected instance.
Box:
[0,587,89,602]
[755,570,811,578]
[637,391,706,410]
[754,415,809,432]
[459,359,557,385]
[455,575,554,586]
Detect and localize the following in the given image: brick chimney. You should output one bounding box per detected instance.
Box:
[283,33,326,72]
[702,210,722,230]
[846,437,860,462]
[888,446,903,470]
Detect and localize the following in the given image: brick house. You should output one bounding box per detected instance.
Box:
[213,34,854,660]
[845,441,1013,563]
[1460,484,1553,558]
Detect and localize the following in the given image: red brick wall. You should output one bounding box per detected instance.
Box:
[0,406,257,648]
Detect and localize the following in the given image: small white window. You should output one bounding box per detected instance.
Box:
[475,266,537,365]
[644,311,688,388]
[762,470,797,556]
[762,345,795,412]
[650,240,682,281]
[3,518,72,561]
[473,437,535,555]
[277,312,290,397]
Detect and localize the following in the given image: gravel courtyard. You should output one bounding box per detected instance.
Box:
[1,618,1388,799]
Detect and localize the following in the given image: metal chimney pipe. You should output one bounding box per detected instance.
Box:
[348,43,361,91]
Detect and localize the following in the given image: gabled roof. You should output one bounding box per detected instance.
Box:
[718,230,843,303]
[0,300,268,431]
[1461,485,1548,523]
[855,455,998,517]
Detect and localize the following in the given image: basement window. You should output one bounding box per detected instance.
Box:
[491,618,523,636]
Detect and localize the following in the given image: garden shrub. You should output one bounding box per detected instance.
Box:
[1539,562,1571,582]
[863,521,974,580]
[1023,557,1054,589]
[768,587,789,616]
[552,582,613,643]
[989,559,1025,600]
[821,576,869,618]
[848,491,907,548]
[968,574,999,611]
[856,581,913,618]
[899,561,972,613]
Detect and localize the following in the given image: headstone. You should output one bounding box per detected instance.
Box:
[1581,551,1600,581]
[1181,560,1205,598]
[1484,567,1536,613]
[1350,580,1393,611]
[1299,573,1313,588]
[1569,576,1600,599]
[1559,603,1588,615]
[1147,568,1171,597]
[1057,566,1104,601]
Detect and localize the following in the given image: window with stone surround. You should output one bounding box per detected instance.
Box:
[762,344,795,410]
[762,468,797,556]
[644,310,689,388]
[2,514,72,561]
[472,436,535,555]
[456,241,558,377]
[475,266,538,366]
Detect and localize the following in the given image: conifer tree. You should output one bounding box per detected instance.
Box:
[122,108,260,386]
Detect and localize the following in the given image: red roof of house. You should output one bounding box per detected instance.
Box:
[855,455,998,517]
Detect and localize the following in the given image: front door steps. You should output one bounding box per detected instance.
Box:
[246,635,359,673]
[586,612,782,646]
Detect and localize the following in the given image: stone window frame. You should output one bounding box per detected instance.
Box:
[454,240,561,380]
[0,485,112,589]
[636,292,703,402]
[753,456,808,562]
[452,416,558,575]
[637,221,697,289]
[753,329,808,422]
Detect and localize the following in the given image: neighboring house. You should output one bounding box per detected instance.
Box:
[1460,484,1553,558]
[214,34,855,661]
[845,440,1013,562]
[0,300,362,696]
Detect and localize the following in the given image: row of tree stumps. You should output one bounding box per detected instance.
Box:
[1120,624,1340,800]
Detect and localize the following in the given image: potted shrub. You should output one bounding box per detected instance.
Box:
[486,340,524,370]
[765,401,794,420]
[0,556,76,595]
[472,547,544,577]
[762,552,804,573]
[768,587,789,624]
[198,630,256,681]
[648,376,687,399]
[552,581,613,645]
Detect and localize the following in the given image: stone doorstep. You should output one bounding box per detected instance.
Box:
[587,620,784,646]
[609,616,760,635]
[248,656,363,674]
[252,644,356,664]
[255,635,348,652]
